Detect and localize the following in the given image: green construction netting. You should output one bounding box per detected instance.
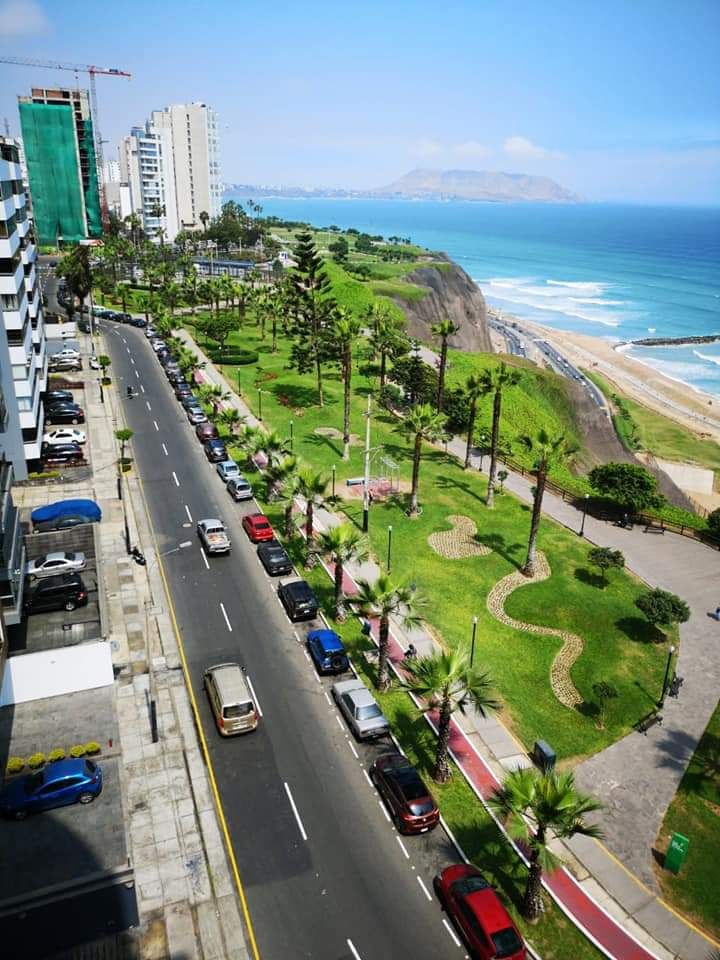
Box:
[80,118,102,238]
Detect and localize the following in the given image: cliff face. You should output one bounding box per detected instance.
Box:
[393,263,492,353]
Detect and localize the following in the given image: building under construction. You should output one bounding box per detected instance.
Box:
[18,87,102,247]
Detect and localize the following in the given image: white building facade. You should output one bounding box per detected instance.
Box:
[119,119,179,243]
[0,139,47,479]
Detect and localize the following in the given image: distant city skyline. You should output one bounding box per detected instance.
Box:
[0,0,718,204]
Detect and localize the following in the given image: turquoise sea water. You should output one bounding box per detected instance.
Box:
[227,196,720,397]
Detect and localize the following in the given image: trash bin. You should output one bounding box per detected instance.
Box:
[533,740,556,773]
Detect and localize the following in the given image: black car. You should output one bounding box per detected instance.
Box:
[41,442,84,466]
[181,394,201,410]
[278,579,319,622]
[24,573,89,614]
[257,540,293,576]
[116,312,133,323]
[129,317,147,328]
[105,311,122,322]
[167,370,185,385]
[44,390,74,406]
[175,383,193,400]
[33,514,95,534]
[45,404,85,425]
[204,439,227,463]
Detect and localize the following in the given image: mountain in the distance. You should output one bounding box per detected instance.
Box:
[371,168,580,202]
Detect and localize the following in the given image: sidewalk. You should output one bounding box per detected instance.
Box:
[184,330,719,960]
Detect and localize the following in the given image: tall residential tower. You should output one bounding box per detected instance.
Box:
[120,119,179,242]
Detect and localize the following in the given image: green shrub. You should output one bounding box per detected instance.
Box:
[48,748,66,763]
[207,347,259,365]
[85,741,101,755]
[6,757,24,775]
[69,744,86,758]
[27,470,61,481]
[27,752,46,769]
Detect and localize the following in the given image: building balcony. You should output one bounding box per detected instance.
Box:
[0,232,20,259]
[1,298,28,331]
[0,194,15,224]
[0,260,24,296]
[20,240,37,264]
[16,217,29,238]
[23,402,45,462]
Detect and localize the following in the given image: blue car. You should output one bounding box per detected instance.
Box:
[0,758,103,820]
[307,629,350,675]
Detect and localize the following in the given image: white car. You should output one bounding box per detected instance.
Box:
[89,356,101,370]
[52,346,81,360]
[25,551,87,580]
[42,428,87,446]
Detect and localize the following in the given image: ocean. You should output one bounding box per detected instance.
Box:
[227,196,720,397]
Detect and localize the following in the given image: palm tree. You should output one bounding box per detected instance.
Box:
[479,362,522,507]
[462,373,488,469]
[162,281,184,317]
[354,575,426,691]
[489,768,603,920]
[296,468,328,544]
[218,407,244,437]
[278,471,301,538]
[369,315,408,388]
[397,403,447,517]
[431,319,459,412]
[261,430,291,468]
[199,211,210,233]
[136,291,158,324]
[399,651,497,783]
[334,308,362,461]
[264,454,297,502]
[519,430,577,576]
[317,524,369,618]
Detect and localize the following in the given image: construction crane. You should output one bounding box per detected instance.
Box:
[0,56,131,228]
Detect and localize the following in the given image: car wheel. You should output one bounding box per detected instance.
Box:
[64,599,77,611]
[13,809,28,821]
[78,792,95,805]
[71,418,79,425]
[330,655,345,672]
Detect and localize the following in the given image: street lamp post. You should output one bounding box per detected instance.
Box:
[332,464,336,500]
[289,419,294,453]
[258,388,263,420]
[579,494,590,537]
[237,367,242,396]
[659,644,676,708]
[387,525,393,573]
[478,435,487,472]
[470,616,478,667]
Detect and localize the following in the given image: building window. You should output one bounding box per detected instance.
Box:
[0,215,17,239]
[0,252,21,275]
[0,293,20,310]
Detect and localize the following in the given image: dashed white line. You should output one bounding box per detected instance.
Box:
[245,675,263,717]
[347,740,359,760]
[145,400,151,411]
[135,369,140,379]
[153,420,159,431]
[417,876,433,902]
[442,918,462,947]
[162,443,168,456]
[219,602,232,632]
[172,471,180,487]
[396,836,410,859]
[121,337,127,344]
[130,357,135,365]
[283,782,308,841]
[126,347,130,354]
[200,547,209,570]
[363,769,374,789]
[184,504,193,522]
[335,715,345,731]
[303,649,311,662]
[378,800,391,823]
[323,691,332,706]
[140,383,145,393]
[346,941,363,960]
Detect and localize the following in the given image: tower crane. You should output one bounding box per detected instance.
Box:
[0,56,131,228]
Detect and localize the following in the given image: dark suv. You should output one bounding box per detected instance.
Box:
[204,439,227,463]
[24,573,89,614]
[41,442,84,466]
[278,580,319,622]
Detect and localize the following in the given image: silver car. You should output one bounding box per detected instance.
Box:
[26,551,87,580]
[332,678,390,740]
[227,475,253,501]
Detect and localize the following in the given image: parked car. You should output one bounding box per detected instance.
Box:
[151,339,167,353]
[26,551,87,581]
[89,356,101,370]
[51,346,80,361]
[129,317,147,328]
[332,678,390,740]
[43,390,74,406]
[257,539,292,576]
[370,753,439,834]
[433,865,526,960]
[43,427,86,446]
[197,518,231,554]
[175,383,193,400]
[242,513,274,543]
[48,356,82,372]
[216,460,240,482]
[145,326,157,339]
[307,629,349,674]
[278,579,318,622]
[204,663,258,736]
[180,394,201,410]
[41,442,84,466]
[0,758,103,820]
[31,498,101,526]
[227,475,253,502]
[167,369,185,385]
[204,439,228,463]
[78,317,92,333]
[45,403,85,425]
[33,514,95,534]
[24,572,89,614]
[187,408,208,425]
[116,312,133,323]
[196,422,219,442]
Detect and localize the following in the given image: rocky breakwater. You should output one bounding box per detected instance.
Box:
[393,262,492,353]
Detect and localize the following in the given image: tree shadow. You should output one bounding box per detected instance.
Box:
[574,568,607,590]
[576,701,601,721]
[615,616,664,644]
[302,430,343,459]
[478,532,524,569]
[433,473,485,506]
[267,382,321,409]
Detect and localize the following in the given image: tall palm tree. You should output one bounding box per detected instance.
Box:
[296,468,328,544]
[136,291,158,324]
[199,211,210,233]
[431,319,459,412]
[261,430,291,468]
[354,575,426,691]
[463,373,489,469]
[218,407,244,437]
[519,430,577,576]
[489,768,603,920]
[264,454,297,502]
[479,362,522,507]
[398,404,447,517]
[317,524,369,618]
[162,281,184,317]
[334,308,362,461]
[278,471,301,539]
[400,651,498,783]
[369,315,409,388]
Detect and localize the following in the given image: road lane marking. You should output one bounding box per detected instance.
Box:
[379,800,391,823]
[347,740,359,760]
[363,769,373,789]
[130,357,135,365]
[184,504,193,522]
[146,400,151,411]
[417,877,433,902]
[346,941,363,960]
[396,836,410,859]
[162,443,168,456]
[135,369,140,379]
[200,547,209,570]
[121,337,127,343]
[153,420,159,431]
[245,675,263,717]
[126,347,130,354]
[303,649,311,662]
[335,715,344,731]
[140,383,145,393]
[442,918,462,947]
[283,782,308,841]
[219,602,232,631]
[293,629,300,642]
[172,471,180,487]
[323,691,332,706]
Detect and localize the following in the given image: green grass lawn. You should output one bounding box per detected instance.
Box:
[656,703,720,939]
[188,313,670,761]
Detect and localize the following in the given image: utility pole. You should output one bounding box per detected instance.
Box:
[362,394,371,533]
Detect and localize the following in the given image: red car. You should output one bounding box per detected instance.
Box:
[242,513,275,543]
[434,865,526,960]
[370,753,439,834]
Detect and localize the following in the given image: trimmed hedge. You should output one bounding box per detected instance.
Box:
[206,347,259,366]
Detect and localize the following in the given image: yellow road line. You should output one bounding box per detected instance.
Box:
[137,476,262,960]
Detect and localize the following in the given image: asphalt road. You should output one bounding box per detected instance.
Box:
[102,322,467,960]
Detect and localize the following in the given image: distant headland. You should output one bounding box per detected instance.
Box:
[618,334,720,349]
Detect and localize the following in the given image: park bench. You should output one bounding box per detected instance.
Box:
[636,711,663,735]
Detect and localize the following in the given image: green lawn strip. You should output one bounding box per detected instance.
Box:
[655,702,720,939]
[368,278,428,302]
[185,316,668,759]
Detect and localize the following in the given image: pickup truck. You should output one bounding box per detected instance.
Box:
[197,518,231,554]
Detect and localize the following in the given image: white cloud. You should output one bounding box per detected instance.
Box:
[413,138,444,157]
[504,135,564,160]
[0,0,50,35]
[453,141,491,159]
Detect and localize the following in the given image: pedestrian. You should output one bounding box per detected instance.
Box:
[405,643,417,660]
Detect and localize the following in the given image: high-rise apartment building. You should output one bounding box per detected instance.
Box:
[18,87,103,247]
[119,119,179,242]
[0,138,47,481]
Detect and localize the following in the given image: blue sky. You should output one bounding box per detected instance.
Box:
[1,0,718,203]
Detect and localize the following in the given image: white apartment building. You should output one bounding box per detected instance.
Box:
[120,120,179,243]
[0,138,47,480]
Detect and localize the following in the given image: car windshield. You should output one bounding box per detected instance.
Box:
[492,927,523,957]
[453,876,489,896]
[409,799,435,815]
[356,704,381,720]
[24,770,44,794]
[224,703,254,718]
[256,522,270,530]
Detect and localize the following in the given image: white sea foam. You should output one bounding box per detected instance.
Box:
[477,275,623,327]
[693,350,720,366]
[546,279,608,294]
[627,351,720,399]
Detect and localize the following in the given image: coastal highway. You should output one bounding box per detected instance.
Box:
[102,321,465,960]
